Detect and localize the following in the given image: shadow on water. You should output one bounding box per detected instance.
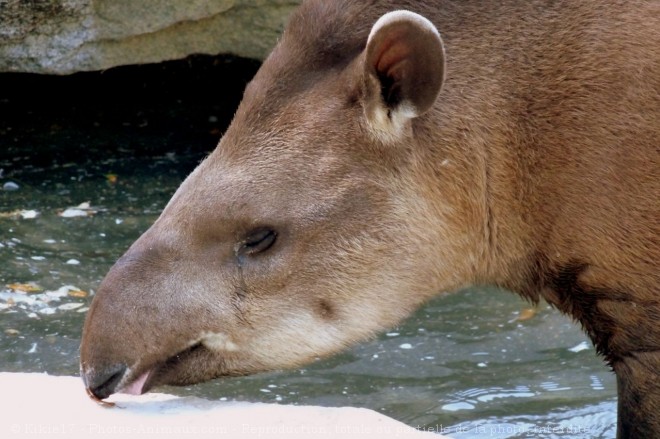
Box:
[0,56,616,438]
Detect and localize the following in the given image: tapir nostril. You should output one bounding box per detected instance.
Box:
[83,363,127,400]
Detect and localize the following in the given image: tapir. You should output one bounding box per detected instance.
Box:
[80,0,659,437]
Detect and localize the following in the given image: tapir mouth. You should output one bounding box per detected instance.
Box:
[119,368,152,395]
[120,342,208,395]
[84,337,242,402]
[80,342,211,402]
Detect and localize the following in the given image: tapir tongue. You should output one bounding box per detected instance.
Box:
[119,370,151,395]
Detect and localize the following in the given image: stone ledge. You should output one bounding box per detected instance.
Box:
[0,373,446,439]
[0,0,301,74]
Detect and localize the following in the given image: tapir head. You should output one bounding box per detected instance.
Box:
[81,6,468,400]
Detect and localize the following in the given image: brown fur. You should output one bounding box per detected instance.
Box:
[81,1,659,437]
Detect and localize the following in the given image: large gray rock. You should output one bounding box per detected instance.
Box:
[0,0,301,75]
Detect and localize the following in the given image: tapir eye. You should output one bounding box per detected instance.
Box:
[238,228,277,256]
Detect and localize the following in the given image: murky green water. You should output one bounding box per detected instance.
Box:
[0,58,616,438]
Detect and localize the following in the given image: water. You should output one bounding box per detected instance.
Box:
[0,57,616,438]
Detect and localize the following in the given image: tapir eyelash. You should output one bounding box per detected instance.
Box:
[237,228,277,257]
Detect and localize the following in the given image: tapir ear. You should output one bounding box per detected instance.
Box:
[362,10,445,138]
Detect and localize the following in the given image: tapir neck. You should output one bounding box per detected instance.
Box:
[414,86,535,295]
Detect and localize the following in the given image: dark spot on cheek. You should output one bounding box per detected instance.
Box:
[317,299,336,321]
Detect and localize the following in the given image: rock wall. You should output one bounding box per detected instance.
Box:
[0,0,301,74]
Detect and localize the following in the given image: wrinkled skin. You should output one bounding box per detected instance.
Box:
[81,1,659,437]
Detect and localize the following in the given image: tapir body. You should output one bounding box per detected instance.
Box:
[81,1,659,437]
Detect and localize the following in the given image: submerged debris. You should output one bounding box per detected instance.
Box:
[0,209,39,219]
[105,173,118,185]
[516,307,538,321]
[6,283,42,294]
[2,181,19,191]
[58,202,98,218]
[67,288,88,298]
[0,284,89,317]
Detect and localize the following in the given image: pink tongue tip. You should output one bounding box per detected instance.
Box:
[119,370,151,395]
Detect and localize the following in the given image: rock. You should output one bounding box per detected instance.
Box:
[0,373,446,439]
[0,0,301,75]
[2,181,19,191]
